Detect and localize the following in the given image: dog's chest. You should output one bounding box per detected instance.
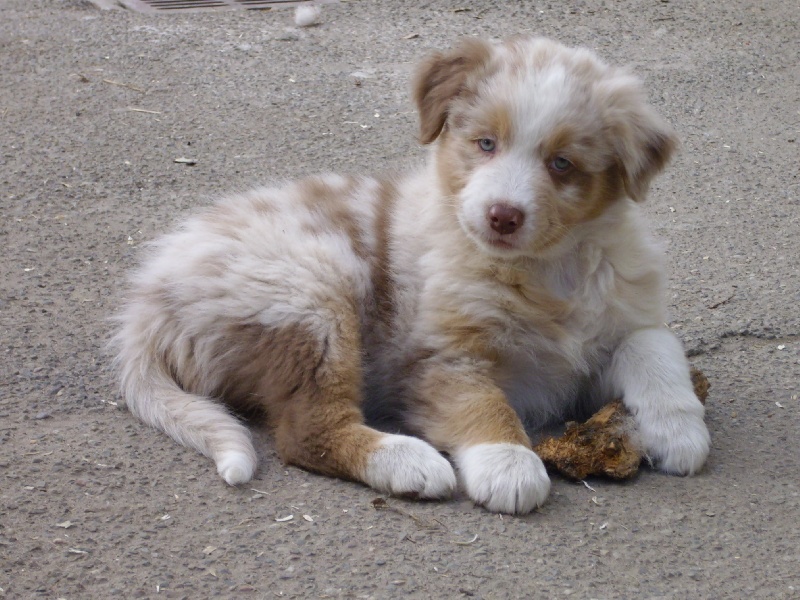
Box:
[488,254,621,414]
[497,248,619,344]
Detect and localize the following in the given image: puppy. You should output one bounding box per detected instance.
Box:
[114,37,710,514]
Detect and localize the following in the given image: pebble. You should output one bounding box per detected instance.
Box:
[294,5,321,27]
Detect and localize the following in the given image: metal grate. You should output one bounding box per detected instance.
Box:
[93,0,332,13]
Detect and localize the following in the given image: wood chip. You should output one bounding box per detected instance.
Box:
[54,521,74,529]
[451,534,479,545]
[275,514,294,522]
[370,498,439,530]
[534,367,710,480]
[127,107,161,115]
[102,78,145,93]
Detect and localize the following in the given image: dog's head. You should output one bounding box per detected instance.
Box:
[413,37,677,258]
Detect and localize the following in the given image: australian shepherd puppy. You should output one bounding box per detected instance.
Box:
[114,37,710,514]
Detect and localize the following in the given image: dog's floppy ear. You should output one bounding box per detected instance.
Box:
[599,74,679,201]
[412,38,493,144]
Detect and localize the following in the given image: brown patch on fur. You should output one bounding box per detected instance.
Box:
[539,120,626,229]
[432,312,500,363]
[447,99,513,146]
[558,166,625,227]
[618,128,677,201]
[478,264,573,341]
[507,289,572,341]
[210,323,325,411]
[484,103,512,144]
[201,204,253,242]
[541,122,580,161]
[297,177,370,261]
[504,36,559,73]
[250,197,278,216]
[435,135,464,199]
[599,82,679,202]
[525,162,626,255]
[268,309,383,480]
[370,179,397,330]
[173,309,384,482]
[413,38,493,144]
[435,134,483,203]
[408,360,531,452]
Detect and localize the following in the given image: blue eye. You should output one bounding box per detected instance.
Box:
[551,156,572,171]
[478,138,496,152]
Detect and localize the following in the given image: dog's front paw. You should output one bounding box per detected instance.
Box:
[456,443,550,514]
[364,434,456,499]
[637,406,710,475]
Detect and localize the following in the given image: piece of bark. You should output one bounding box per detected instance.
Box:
[690,367,709,404]
[534,368,710,480]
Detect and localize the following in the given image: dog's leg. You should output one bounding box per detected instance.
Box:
[607,327,710,474]
[409,362,550,514]
[269,311,456,500]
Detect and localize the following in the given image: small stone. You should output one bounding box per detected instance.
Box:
[294,4,321,27]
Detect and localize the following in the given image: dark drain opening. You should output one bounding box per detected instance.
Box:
[91,0,330,13]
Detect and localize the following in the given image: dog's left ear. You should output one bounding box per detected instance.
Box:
[599,74,679,201]
[412,38,493,144]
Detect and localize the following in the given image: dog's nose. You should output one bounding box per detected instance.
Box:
[488,204,524,235]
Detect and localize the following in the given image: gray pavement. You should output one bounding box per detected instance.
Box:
[1,0,798,598]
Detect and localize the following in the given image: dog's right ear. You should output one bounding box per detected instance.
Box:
[597,73,679,202]
[412,38,493,144]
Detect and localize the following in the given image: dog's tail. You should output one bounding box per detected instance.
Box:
[113,330,257,486]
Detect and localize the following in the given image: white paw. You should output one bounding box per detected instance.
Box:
[364,435,456,499]
[456,443,550,514]
[637,408,710,475]
[215,449,257,485]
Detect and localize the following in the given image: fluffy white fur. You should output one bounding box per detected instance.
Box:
[114,37,710,515]
[456,443,551,514]
[605,329,710,474]
[294,4,321,28]
[364,435,457,498]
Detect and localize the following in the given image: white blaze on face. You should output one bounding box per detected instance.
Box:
[510,64,573,142]
[456,63,578,255]
[458,151,538,249]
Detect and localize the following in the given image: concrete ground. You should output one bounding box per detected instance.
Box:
[1,0,798,598]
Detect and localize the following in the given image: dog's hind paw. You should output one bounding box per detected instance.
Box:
[456,443,551,514]
[364,434,457,499]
